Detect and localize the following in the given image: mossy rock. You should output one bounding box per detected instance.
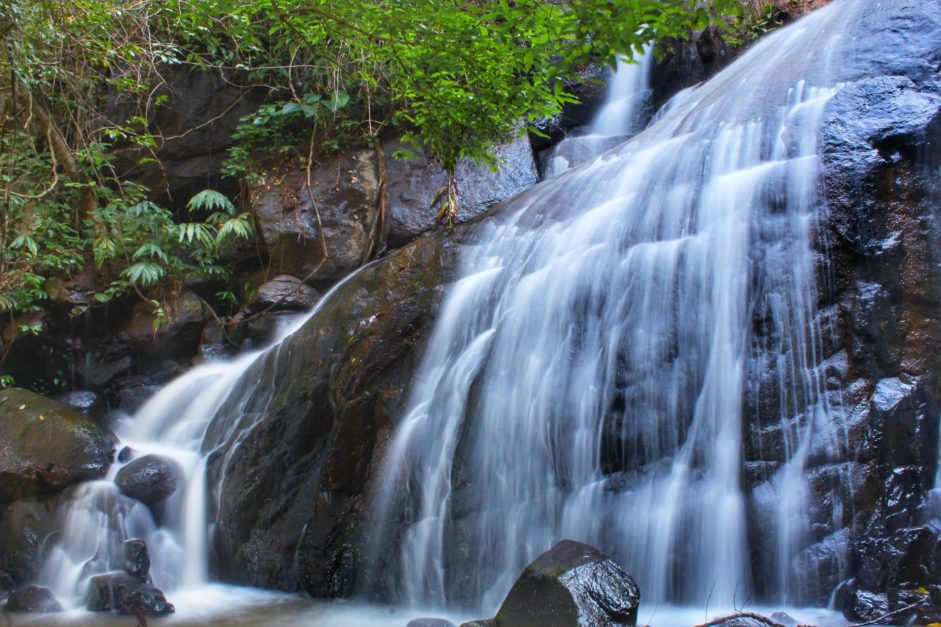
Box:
[0,388,116,503]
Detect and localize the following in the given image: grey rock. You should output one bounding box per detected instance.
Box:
[385,133,537,247]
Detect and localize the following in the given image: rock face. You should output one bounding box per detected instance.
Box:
[252,150,381,283]
[384,134,538,247]
[251,135,538,282]
[742,0,941,612]
[0,388,115,503]
[204,224,465,592]
[480,540,640,627]
[115,454,181,509]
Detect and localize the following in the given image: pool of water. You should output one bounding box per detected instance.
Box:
[9,584,848,626]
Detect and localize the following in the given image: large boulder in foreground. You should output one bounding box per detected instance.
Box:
[0,388,115,503]
[462,540,640,627]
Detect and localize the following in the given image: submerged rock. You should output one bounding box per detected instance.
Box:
[407,618,457,627]
[86,571,174,616]
[0,388,116,502]
[115,454,181,508]
[5,585,63,613]
[467,540,640,627]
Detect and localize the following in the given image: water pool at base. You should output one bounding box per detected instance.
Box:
[9,585,848,627]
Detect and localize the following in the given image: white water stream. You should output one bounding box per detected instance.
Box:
[370,0,859,614]
[542,47,654,179]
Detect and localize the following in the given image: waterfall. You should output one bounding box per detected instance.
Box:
[541,47,653,179]
[369,1,860,613]
[33,0,881,620]
[34,271,366,610]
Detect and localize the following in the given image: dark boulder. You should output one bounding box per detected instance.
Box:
[123,539,152,584]
[122,288,211,360]
[250,275,321,312]
[115,455,182,509]
[5,585,63,613]
[86,571,174,616]
[0,388,115,502]
[0,497,58,586]
[472,540,641,627]
[836,581,889,624]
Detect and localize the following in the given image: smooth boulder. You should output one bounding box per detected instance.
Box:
[474,540,640,627]
[0,388,115,503]
[86,571,174,616]
[115,454,181,508]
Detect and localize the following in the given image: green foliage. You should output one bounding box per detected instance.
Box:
[0,0,739,331]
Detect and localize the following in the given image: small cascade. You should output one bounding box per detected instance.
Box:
[541,47,653,179]
[369,1,861,615]
[34,280,352,609]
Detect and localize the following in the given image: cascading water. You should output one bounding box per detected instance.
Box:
[31,0,898,623]
[33,276,362,614]
[541,47,653,179]
[369,1,861,614]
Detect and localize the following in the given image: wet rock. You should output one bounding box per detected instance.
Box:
[117,446,134,463]
[855,526,941,591]
[5,585,63,613]
[385,134,538,248]
[110,65,267,212]
[86,571,174,615]
[123,539,152,584]
[203,227,460,593]
[56,390,106,419]
[0,388,115,502]
[0,497,57,586]
[837,582,890,624]
[251,150,381,282]
[406,618,457,627]
[250,275,321,312]
[115,454,181,508]
[475,540,640,627]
